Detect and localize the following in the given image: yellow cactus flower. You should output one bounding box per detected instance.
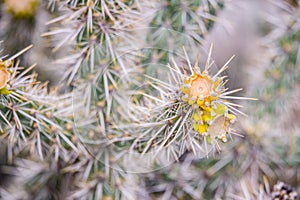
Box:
[0,46,32,95]
[198,124,208,135]
[227,113,237,123]
[189,75,214,97]
[202,111,212,123]
[138,45,257,156]
[0,67,9,90]
[0,60,11,94]
[4,0,38,18]
[181,73,220,106]
[177,45,256,144]
[193,123,199,131]
[180,63,235,142]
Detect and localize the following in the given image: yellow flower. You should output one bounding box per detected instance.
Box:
[0,67,9,89]
[4,0,38,18]
[191,111,202,122]
[214,104,227,115]
[181,73,220,105]
[142,46,256,154]
[0,60,11,95]
[179,55,242,143]
[198,124,208,135]
[202,111,212,123]
[0,46,32,95]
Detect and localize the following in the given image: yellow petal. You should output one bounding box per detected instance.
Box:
[227,114,236,120]
[202,112,212,123]
[180,86,190,94]
[198,124,207,135]
[193,123,199,131]
[227,114,237,123]
[192,111,201,122]
[0,67,9,89]
[188,99,194,105]
[0,86,11,95]
[197,98,204,106]
[214,104,227,115]
[200,100,213,111]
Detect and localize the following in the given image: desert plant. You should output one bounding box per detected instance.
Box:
[0,0,300,199]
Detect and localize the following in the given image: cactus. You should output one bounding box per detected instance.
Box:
[0,0,300,199]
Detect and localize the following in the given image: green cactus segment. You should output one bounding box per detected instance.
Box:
[254,21,300,118]
[143,0,224,77]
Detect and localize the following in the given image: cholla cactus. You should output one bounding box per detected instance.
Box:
[44,0,139,82]
[142,0,224,76]
[255,18,300,118]
[0,46,125,199]
[1,0,300,199]
[0,46,80,163]
[125,46,256,161]
[43,0,142,136]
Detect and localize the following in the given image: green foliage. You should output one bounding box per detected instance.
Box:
[254,20,300,119]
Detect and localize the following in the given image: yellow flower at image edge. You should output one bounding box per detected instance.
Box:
[4,0,38,18]
[0,62,11,95]
[181,71,236,143]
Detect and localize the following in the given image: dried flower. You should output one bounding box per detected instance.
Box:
[272,182,298,200]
